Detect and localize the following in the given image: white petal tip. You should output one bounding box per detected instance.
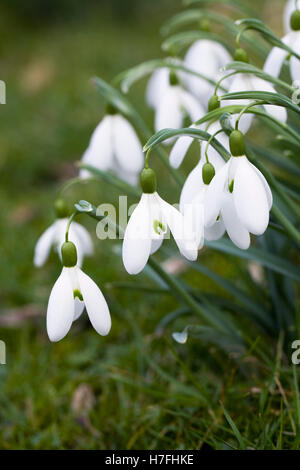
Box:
[172,330,188,344]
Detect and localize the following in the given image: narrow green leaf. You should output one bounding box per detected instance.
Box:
[220,404,246,450]
[205,238,300,282]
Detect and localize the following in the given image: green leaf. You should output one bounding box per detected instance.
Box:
[205,238,300,282]
[161,9,267,58]
[162,31,234,56]
[236,18,300,61]
[78,163,141,198]
[220,90,300,116]
[144,127,231,161]
[223,61,295,94]
[114,58,223,94]
[220,404,246,449]
[184,0,258,17]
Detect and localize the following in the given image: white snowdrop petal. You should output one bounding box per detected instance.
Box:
[234,157,269,235]
[172,329,188,344]
[46,268,75,342]
[252,77,287,123]
[179,160,205,211]
[122,194,152,275]
[113,115,144,174]
[249,162,273,209]
[80,116,113,177]
[184,192,204,249]
[204,161,230,227]
[77,268,111,336]
[169,134,194,169]
[221,193,250,250]
[34,223,57,267]
[155,87,183,135]
[178,88,205,123]
[146,68,170,109]
[157,195,198,261]
[72,222,94,256]
[204,218,226,241]
[225,75,254,134]
[264,45,287,79]
[74,297,85,321]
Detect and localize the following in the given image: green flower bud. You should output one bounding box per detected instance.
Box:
[169,70,179,86]
[54,198,69,219]
[140,168,157,193]
[106,103,118,115]
[234,48,249,63]
[208,95,220,112]
[199,18,211,32]
[229,130,245,157]
[290,10,300,31]
[61,241,77,267]
[202,162,216,185]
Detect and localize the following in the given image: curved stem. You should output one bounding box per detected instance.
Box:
[65,212,78,242]
[204,128,224,163]
[214,71,237,96]
[235,100,266,130]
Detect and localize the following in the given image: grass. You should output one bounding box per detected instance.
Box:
[0,0,299,450]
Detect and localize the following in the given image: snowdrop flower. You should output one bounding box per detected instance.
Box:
[225,72,287,134]
[264,10,300,83]
[47,241,111,342]
[184,39,232,107]
[122,168,198,274]
[154,71,205,144]
[34,199,93,268]
[80,106,144,185]
[179,123,229,245]
[146,67,170,109]
[204,130,272,249]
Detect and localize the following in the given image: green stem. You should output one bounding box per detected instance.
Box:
[205,128,224,163]
[235,100,266,130]
[65,212,78,242]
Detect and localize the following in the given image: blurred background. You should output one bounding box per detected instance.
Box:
[0,0,296,450]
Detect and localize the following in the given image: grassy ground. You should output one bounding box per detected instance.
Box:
[0,0,299,450]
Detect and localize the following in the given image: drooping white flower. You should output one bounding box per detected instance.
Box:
[47,242,111,342]
[34,218,93,268]
[146,67,172,109]
[224,74,287,134]
[79,111,144,185]
[153,72,205,144]
[179,124,229,245]
[183,39,233,107]
[122,168,198,275]
[204,147,272,249]
[264,30,300,84]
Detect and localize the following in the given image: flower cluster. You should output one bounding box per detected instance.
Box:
[35,0,298,343]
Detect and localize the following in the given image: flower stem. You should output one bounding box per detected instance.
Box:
[204,128,224,163]
[65,212,78,242]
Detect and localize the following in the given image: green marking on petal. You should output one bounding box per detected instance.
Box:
[73,289,83,301]
[153,219,166,236]
[229,179,234,193]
